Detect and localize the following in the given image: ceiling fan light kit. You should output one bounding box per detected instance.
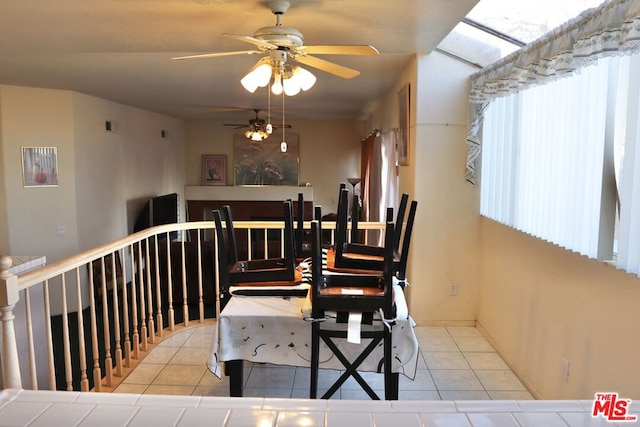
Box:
[177,0,377,143]
[172,0,378,89]
[245,127,270,142]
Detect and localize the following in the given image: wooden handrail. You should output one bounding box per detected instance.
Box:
[1,219,386,392]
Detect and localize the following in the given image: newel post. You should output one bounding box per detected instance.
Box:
[0,255,22,389]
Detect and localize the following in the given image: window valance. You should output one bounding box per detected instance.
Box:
[469,0,640,103]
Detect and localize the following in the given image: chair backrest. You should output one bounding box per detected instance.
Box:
[393,194,409,252]
[219,202,297,285]
[334,188,350,259]
[222,202,295,266]
[311,217,395,318]
[339,190,409,252]
[295,193,304,258]
[282,200,296,267]
[212,209,232,300]
[222,205,239,265]
[396,200,417,281]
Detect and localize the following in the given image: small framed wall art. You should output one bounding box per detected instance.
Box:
[22,147,59,187]
[202,154,227,186]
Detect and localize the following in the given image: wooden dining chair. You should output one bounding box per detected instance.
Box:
[213,205,306,307]
[309,218,398,399]
[221,201,296,284]
[330,188,417,279]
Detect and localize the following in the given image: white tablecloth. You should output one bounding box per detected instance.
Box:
[207,289,419,380]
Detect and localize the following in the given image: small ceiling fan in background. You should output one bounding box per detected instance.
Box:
[173,0,378,95]
[224,109,292,142]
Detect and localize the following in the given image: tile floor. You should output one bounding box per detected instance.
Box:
[113,322,534,401]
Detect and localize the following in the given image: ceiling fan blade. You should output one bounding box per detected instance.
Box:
[171,50,260,60]
[223,34,279,51]
[296,45,379,56]
[294,55,360,79]
[223,124,249,127]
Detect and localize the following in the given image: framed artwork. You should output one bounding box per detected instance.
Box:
[22,147,58,187]
[234,133,299,186]
[397,83,410,166]
[202,154,227,186]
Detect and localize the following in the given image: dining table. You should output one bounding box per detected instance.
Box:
[207,280,419,398]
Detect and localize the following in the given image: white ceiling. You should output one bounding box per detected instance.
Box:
[0,0,479,122]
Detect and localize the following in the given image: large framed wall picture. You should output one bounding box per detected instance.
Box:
[233,133,299,186]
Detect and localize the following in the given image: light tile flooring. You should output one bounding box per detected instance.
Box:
[113,322,534,401]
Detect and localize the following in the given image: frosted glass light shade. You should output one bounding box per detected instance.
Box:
[293,66,316,91]
[241,63,272,92]
[283,76,301,96]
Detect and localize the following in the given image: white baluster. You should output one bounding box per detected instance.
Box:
[153,236,163,338]
[75,268,88,391]
[181,232,189,327]
[197,230,204,323]
[166,234,175,331]
[0,255,22,389]
[24,287,38,389]
[87,266,102,392]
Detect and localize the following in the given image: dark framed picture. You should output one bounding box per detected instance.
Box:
[397,83,410,166]
[202,154,227,186]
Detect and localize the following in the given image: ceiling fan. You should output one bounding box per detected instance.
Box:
[225,109,291,142]
[172,0,379,83]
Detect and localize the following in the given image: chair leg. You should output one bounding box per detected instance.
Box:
[319,329,384,400]
[383,327,399,400]
[310,321,320,399]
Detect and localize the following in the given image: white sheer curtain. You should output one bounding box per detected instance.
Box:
[367,130,399,221]
[379,130,399,221]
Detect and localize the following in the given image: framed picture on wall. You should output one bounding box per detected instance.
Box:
[21,147,59,187]
[233,133,299,186]
[397,83,410,166]
[202,154,227,186]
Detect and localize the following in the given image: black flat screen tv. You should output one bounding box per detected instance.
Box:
[133,193,180,240]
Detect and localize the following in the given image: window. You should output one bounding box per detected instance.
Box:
[480,52,640,275]
[437,0,604,68]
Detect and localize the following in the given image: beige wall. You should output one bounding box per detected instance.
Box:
[185,119,363,214]
[72,92,186,249]
[0,85,187,314]
[366,53,480,325]
[0,85,187,261]
[0,85,80,260]
[479,218,640,399]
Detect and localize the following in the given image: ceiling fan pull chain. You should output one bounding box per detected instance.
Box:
[267,83,273,134]
[281,90,287,153]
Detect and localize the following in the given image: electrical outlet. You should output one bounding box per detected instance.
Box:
[449,283,458,296]
[562,358,570,382]
[56,225,66,236]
